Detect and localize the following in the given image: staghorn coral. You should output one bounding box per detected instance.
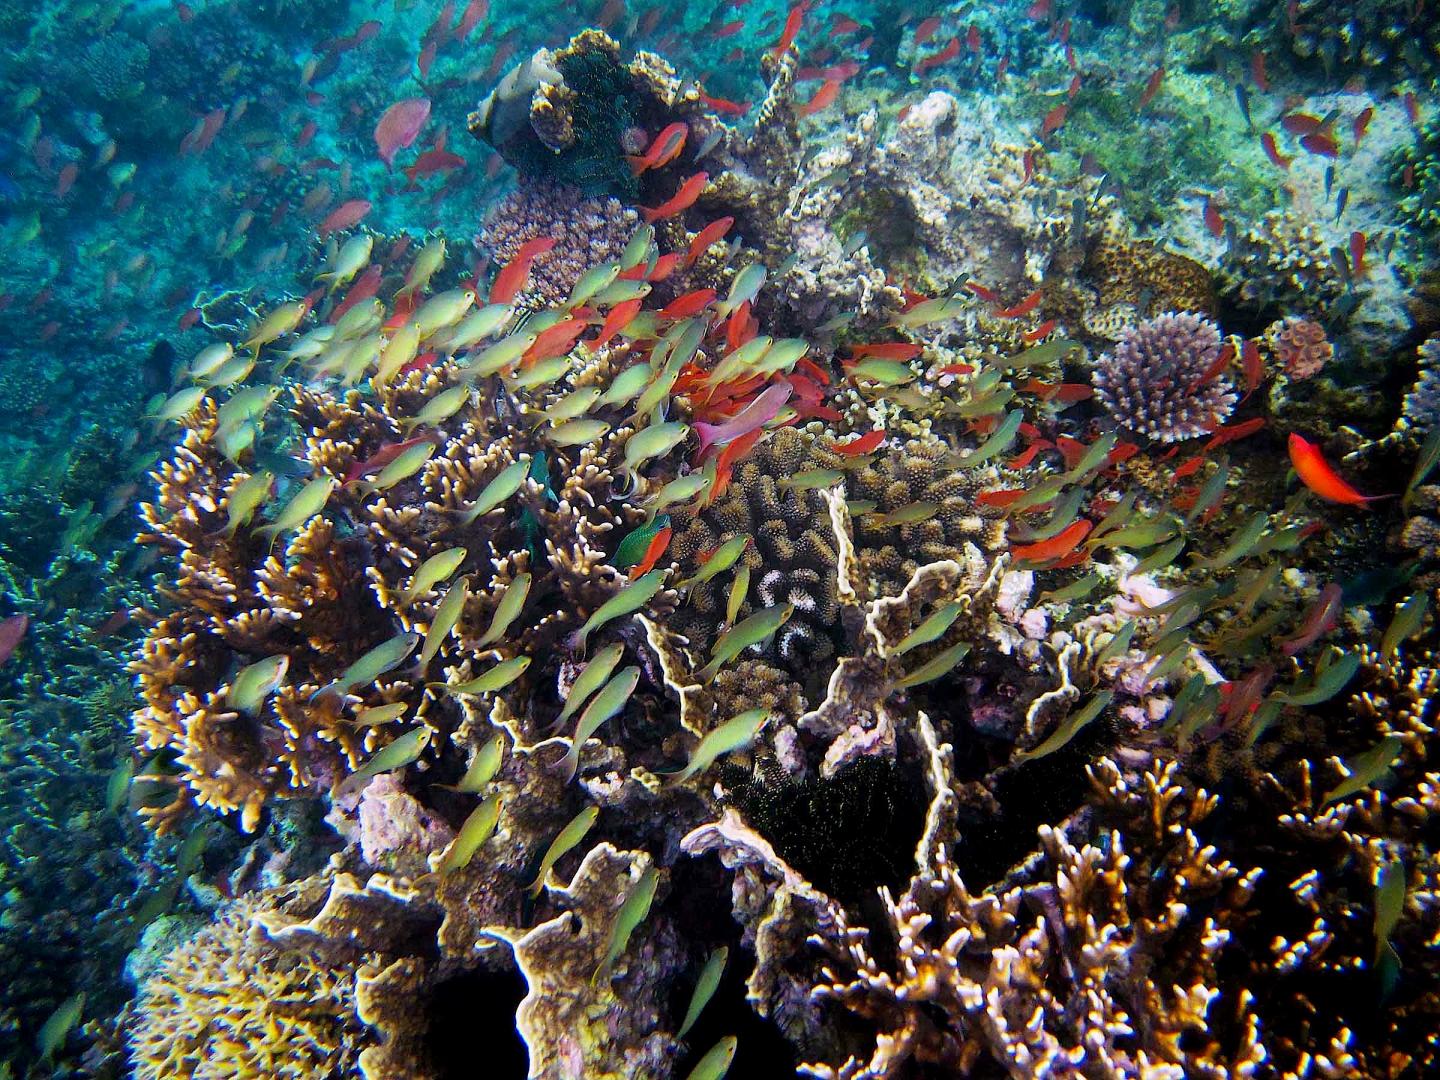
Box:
[1093,311,1237,442]
[1399,334,1440,438]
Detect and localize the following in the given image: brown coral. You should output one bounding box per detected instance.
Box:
[1264,315,1334,380]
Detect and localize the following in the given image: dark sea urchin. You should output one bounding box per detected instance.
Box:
[1093,311,1237,442]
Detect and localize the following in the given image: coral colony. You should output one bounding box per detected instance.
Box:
[3,2,1440,1079]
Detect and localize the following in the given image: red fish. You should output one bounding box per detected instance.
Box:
[699,91,751,116]
[1352,106,1374,144]
[1203,197,1224,238]
[405,145,467,187]
[628,122,688,174]
[645,253,682,282]
[1240,339,1263,397]
[830,428,886,455]
[1173,455,1207,480]
[1280,112,1323,135]
[1026,0,1051,18]
[457,0,488,39]
[714,18,744,37]
[1202,416,1265,452]
[979,487,1028,507]
[915,36,959,75]
[967,25,982,53]
[799,78,842,116]
[964,280,1000,302]
[1260,132,1293,169]
[1350,230,1367,278]
[1288,433,1386,505]
[490,237,556,304]
[1054,383,1093,403]
[1250,50,1270,91]
[1279,583,1342,656]
[695,382,793,459]
[1191,341,1236,390]
[317,198,372,237]
[1300,130,1339,157]
[1404,91,1420,127]
[1012,519,1092,562]
[374,97,431,167]
[1055,435,1087,469]
[771,3,806,57]
[796,357,830,385]
[629,525,673,580]
[522,318,588,366]
[0,614,28,666]
[659,288,717,320]
[587,298,644,352]
[937,362,975,376]
[1107,441,1140,465]
[914,15,941,44]
[1040,103,1069,137]
[641,171,708,223]
[1022,318,1058,343]
[1006,441,1048,469]
[55,162,77,198]
[1139,65,1165,107]
[296,120,318,150]
[686,216,735,265]
[996,289,1043,319]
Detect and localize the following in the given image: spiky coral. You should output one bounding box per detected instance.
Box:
[1093,311,1237,442]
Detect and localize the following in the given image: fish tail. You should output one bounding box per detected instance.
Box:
[641,206,661,224]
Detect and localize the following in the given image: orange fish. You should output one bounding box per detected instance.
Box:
[628,525,673,580]
[699,91,750,116]
[830,429,886,455]
[849,342,922,361]
[771,3,805,57]
[522,318,587,367]
[587,298,644,352]
[1012,519,1092,562]
[1040,103,1068,137]
[996,289,1043,319]
[964,280,1000,302]
[1023,318,1058,342]
[979,487,1028,507]
[1288,433,1386,505]
[490,237,556,304]
[915,36,959,75]
[799,78,842,116]
[1202,416,1265,452]
[658,288,717,320]
[317,198,372,237]
[1349,230,1367,278]
[641,171,709,223]
[1203,197,1225,238]
[628,122,688,174]
[1300,130,1339,157]
[1280,112,1323,135]
[1240,339,1263,398]
[1352,106,1374,144]
[1260,132,1293,169]
[1250,50,1269,91]
[686,216,735,265]
[914,15,941,44]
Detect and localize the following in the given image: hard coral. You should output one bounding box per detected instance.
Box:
[1264,315,1334,381]
[1093,311,1237,442]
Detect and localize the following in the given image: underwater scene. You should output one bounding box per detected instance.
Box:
[3,0,1440,1076]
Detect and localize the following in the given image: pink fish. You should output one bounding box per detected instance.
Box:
[0,614,28,666]
[1280,583,1342,656]
[374,97,431,168]
[317,198,371,237]
[693,382,793,459]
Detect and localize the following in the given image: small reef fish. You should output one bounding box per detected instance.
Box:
[1012,519,1092,563]
[490,238,557,305]
[570,570,668,653]
[628,122,688,174]
[226,655,289,715]
[397,237,447,302]
[694,383,792,459]
[456,458,530,525]
[677,947,729,1040]
[417,577,471,673]
[896,641,971,688]
[345,437,432,486]
[683,1037,738,1080]
[337,725,431,796]
[1279,583,1342,656]
[255,475,337,546]
[678,536,749,589]
[433,795,502,875]
[374,97,431,167]
[1322,735,1403,806]
[224,471,275,536]
[436,733,506,793]
[699,606,794,682]
[475,573,531,648]
[352,702,409,727]
[314,631,421,700]
[593,864,661,984]
[37,993,85,1064]
[662,708,770,782]
[642,171,709,223]
[557,643,627,725]
[893,601,963,655]
[555,665,642,782]
[316,233,373,294]
[527,805,601,893]
[351,441,435,496]
[317,199,372,238]
[624,421,691,483]
[1013,691,1114,763]
[434,655,531,695]
[1288,434,1386,505]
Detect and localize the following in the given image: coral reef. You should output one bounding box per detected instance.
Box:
[1093,311,1237,442]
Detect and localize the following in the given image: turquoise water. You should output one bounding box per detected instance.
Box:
[2,1,1438,1076]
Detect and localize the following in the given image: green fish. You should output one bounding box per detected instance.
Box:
[352,702,409,727]
[506,356,570,392]
[1131,538,1186,579]
[698,606,794,682]
[223,470,275,537]
[705,334,773,388]
[593,864,661,983]
[620,224,655,269]
[1403,427,1440,512]
[464,331,537,378]
[1014,691,1114,763]
[780,469,846,493]
[36,992,85,1063]
[751,338,809,377]
[432,655,531,695]
[1184,458,1230,525]
[571,570,668,653]
[954,410,1023,469]
[592,280,653,311]
[867,501,939,528]
[596,363,654,409]
[1374,858,1406,968]
[353,441,436,497]
[537,386,604,427]
[662,708,769,783]
[1323,735,1404,806]
[623,421,691,482]
[847,358,917,386]
[226,654,289,715]
[725,565,749,627]
[1095,621,1137,666]
[337,725,431,796]
[566,261,621,308]
[678,536,750,590]
[1062,431,1119,481]
[615,516,672,571]
[684,1036,738,1080]
[254,475,337,545]
[314,630,421,700]
[644,473,712,516]
[545,418,612,447]
[106,757,134,814]
[457,458,530,526]
[718,263,766,316]
[418,576,471,673]
[892,295,965,327]
[556,643,627,725]
[400,546,468,606]
[401,385,471,434]
[436,733,506,793]
[527,804,601,895]
[1191,512,1269,571]
[475,573,531,648]
[1010,488,1087,545]
[1381,592,1430,659]
[1275,650,1360,706]
[435,795,503,875]
[676,947,728,1039]
[151,385,206,421]
[893,602,963,655]
[557,666,642,783]
[445,303,514,351]
[896,641,971,688]
[1039,572,1104,605]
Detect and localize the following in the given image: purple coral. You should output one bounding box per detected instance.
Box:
[476,180,638,310]
[1092,311,1237,443]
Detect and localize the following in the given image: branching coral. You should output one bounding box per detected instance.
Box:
[1093,311,1237,442]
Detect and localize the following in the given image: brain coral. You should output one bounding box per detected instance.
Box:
[1093,311,1237,442]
